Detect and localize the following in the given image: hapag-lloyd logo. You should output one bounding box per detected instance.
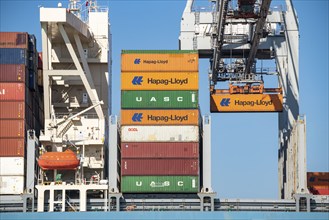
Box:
[132,113,143,122]
[0,89,5,95]
[147,78,188,85]
[220,98,274,107]
[132,76,143,85]
[133,58,169,65]
[131,76,189,86]
[147,114,189,122]
[131,113,189,123]
[134,59,141,64]
[220,98,230,106]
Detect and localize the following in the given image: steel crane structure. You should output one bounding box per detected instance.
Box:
[179,0,310,203]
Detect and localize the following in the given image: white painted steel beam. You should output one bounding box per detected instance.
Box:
[202,115,213,193]
[58,23,104,119]
[74,34,104,119]
[296,116,308,194]
[109,115,119,193]
[45,70,81,76]
[41,22,51,120]
[26,130,37,195]
[276,0,303,199]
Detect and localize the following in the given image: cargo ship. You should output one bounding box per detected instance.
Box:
[0,0,328,219]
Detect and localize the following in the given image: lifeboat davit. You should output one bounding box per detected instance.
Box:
[38,149,80,170]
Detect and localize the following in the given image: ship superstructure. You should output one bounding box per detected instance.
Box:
[36,0,110,211]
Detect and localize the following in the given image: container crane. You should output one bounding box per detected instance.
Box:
[179,0,310,207]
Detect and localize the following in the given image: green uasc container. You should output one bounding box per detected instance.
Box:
[121,176,199,193]
[121,91,198,109]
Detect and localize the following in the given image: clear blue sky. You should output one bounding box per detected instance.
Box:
[1,0,328,199]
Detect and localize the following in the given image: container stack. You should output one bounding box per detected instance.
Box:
[120,50,200,193]
[0,32,43,195]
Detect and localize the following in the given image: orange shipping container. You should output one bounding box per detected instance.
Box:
[121,109,200,125]
[210,93,283,112]
[121,50,198,72]
[307,172,329,187]
[121,72,199,90]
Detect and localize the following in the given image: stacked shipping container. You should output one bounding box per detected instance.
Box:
[120,50,200,193]
[0,32,43,195]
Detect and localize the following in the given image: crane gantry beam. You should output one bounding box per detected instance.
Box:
[244,0,272,75]
[211,0,229,86]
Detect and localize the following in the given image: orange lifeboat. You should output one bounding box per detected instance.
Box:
[38,149,80,170]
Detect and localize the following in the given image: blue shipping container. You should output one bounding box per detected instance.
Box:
[0,48,28,65]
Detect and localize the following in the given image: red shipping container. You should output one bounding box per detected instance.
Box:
[0,83,25,101]
[0,119,25,138]
[0,101,25,119]
[0,64,26,82]
[121,158,199,176]
[0,32,28,49]
[121,142,199,158]
[0,138,25,157]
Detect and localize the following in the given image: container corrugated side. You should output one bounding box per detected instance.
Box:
[307,172,329,187]
[121,91,198,109]
[121,142,199,158]
[0,48,28,65]
[0,101,25,119]
[0,83,25,101]
[121,72,198,90]
[121,176,199,193]
[0,119,25,138]
[121,51,198,72]
[0,138,25,157]
[0,64,27,82]
[121,126,199,142]
[120,109,199,125]
[0,32,28,48]
[121,158,199,176]
[0,157,24,175]
[0,176,24,194]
